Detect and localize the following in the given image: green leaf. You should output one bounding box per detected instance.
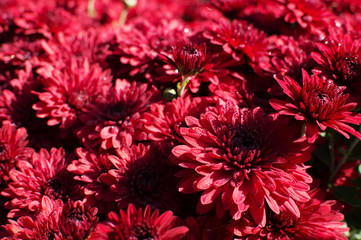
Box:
[333,186,361,207]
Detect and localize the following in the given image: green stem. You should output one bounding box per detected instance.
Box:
[119,8,128,26]
[329,126,361,183]
[177,76,189,97]
[87,0,97,17]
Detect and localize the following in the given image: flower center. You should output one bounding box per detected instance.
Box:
[130,167,159,201]
[130,223,158,240]
[45,177,63,199]
[266,212,295,234]
[224,126,261,168]
[315,92,330,103]
[338,55,361,84]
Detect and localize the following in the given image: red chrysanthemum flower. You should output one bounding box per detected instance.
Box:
[172,101,313,226]
[67,148,117,213]
[77,79,160,150]
[4,196,63,240]
[40,28,114,69]
[89,204,188,240]
[143,95,212,154]
[231,188,348,240]
[107,143,181,213]
[13,1,91,39]
[159,41,214,95]
[209,74,276,112]
[312,31,361,104]
[0,120,34,183]
[33,58,112,129]
[270,69,361,143]
[108,17,186,82]
[275,0,335,35]
[271,36,316,79]
[2,147,80,218]
[58,199,98,240]
[203,18,271,74]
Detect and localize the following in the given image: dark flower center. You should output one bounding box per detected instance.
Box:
[315,92,330,103]
[67,208,86,222]
[223,125,262,169]
[182,46,199,56]
[130,167,158,200]
[69,91,88,109]
[338,55,361,84]
[266,212,295,234]
[45,177,64,199]
[130,223,158,240]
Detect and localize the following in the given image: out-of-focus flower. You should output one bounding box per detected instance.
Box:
[89,204,188,240]
[0,121,34,184]
[33,58,112,129]
[231,188,348,240]
[270,69,361,143]
[172,102,313,226]
[275,0,335,36]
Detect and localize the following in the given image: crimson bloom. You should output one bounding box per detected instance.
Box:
[231,188,348,240]
[312,31,361,104]
[3,196,64,240]
[172,101,313,226]
[89,204,188,240]
[2,148,80,218]
[203,18,271,74]
[107,143,181,213]
[270,69,361,143]
[77,79,160,150]
[143,94,212,154]
[33,58,112,129]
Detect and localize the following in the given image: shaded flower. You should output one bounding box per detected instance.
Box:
[107,143,182,213]
[89,204,188,240]
[231,188,348,240]
[0,120,34,183]
[183,215,234,240]
[270,69,361,143]
[59,199,98,240]
[77,79,160,150]
[172,102,313,226]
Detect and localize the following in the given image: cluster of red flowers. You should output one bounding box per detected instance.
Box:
[1,0,361,239]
